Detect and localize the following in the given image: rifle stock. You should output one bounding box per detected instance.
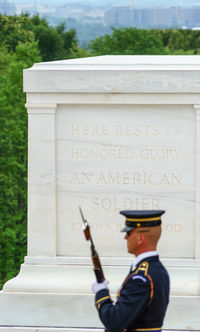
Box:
[79,207,105,283]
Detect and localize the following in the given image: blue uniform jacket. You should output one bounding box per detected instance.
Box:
[95,255,170,332]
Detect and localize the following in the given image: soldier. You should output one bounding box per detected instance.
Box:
[91,210,170,332]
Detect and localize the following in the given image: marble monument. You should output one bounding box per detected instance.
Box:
[0,56,199,330]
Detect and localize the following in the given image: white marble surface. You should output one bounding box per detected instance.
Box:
[0,292,97,327]
[0,329,192,332]
[0,329,190,332]
[23,55,200,93]
[2,263,200,297]
[0,290,199,330]
[1,56,199,330]
[56,103,195,259]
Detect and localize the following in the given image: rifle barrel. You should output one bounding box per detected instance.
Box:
[79,206,105,283]
[79,207,86,223]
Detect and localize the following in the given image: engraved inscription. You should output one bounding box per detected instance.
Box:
[57,105,195,258]
[92,197,160,210]
[70,171,181,186]
[71,124,182,137]
[72,124,109,136]
[71,222,182,233]
[140,148,181,160]
[72,147,135,160]
[115,125,160,136]
[71,147,182,161]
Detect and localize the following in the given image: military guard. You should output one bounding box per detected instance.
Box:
[91,210,170,332]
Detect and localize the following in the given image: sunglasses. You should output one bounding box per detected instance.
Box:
[126,229,134,237]
[126,229,150,237]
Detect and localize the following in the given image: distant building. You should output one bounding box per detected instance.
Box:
[81,10,104,25]
[104,7,133,27]
[55,6,85,20]
[104,5,200,29]
[183,7,200,27]
[133,8,154,27]
[54,5,104,24]
[0,0,16,15]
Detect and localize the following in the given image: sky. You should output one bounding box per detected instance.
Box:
[9,0,200,7]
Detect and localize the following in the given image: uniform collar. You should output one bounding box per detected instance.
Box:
[132,250,158,269]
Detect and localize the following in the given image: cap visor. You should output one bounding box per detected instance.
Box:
[120,225,135,233]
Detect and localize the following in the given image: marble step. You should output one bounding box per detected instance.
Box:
[0,328,196,332]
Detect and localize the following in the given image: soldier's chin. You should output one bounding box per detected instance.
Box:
[127,246,135,255]
[127,247,132,254]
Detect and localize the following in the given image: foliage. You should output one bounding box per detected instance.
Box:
[42,15,112,48]
[0,32,41,288]
[89,27,166,55]
[0,13,79,290]
[154,29,200,53]
[0,14,78,61]
[30,15,78,61]
[88,27,200,56]
[166,48,200,55]
[0,14,35,52]
[68,43,92,59]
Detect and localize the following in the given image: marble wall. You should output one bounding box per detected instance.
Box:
[0,56,200,330]
[56,104,195,259]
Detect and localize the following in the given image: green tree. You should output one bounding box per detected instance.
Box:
[0,40,41,289]
[89,27,165,55]
[0,13,79,289]
[0,14,35,52]
[30,15,78,61]
[154,29,200,55]
[0,14,78,62]
[68,43,92,59]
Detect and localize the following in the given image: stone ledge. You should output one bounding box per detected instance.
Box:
[0,329,192,332]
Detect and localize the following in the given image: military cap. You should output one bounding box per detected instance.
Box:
[120,210,165,232]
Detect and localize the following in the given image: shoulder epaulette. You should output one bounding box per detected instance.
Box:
[135,261,149,276]
[130,261,154,301]
[117,261,153,300]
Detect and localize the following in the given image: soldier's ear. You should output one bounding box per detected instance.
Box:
[138,232,145,245]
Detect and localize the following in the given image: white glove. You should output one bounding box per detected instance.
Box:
[91,279,109,294]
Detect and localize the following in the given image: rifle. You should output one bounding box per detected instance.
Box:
[79,207,105,283]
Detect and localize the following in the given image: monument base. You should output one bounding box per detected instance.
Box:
[0,329,192,332]
[0,292,199,330]
[0,262,199,330]
[0,292,97,327]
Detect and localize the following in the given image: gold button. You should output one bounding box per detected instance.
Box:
[137,223,141,227]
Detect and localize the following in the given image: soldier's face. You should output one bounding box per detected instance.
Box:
[125,229,143,255]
